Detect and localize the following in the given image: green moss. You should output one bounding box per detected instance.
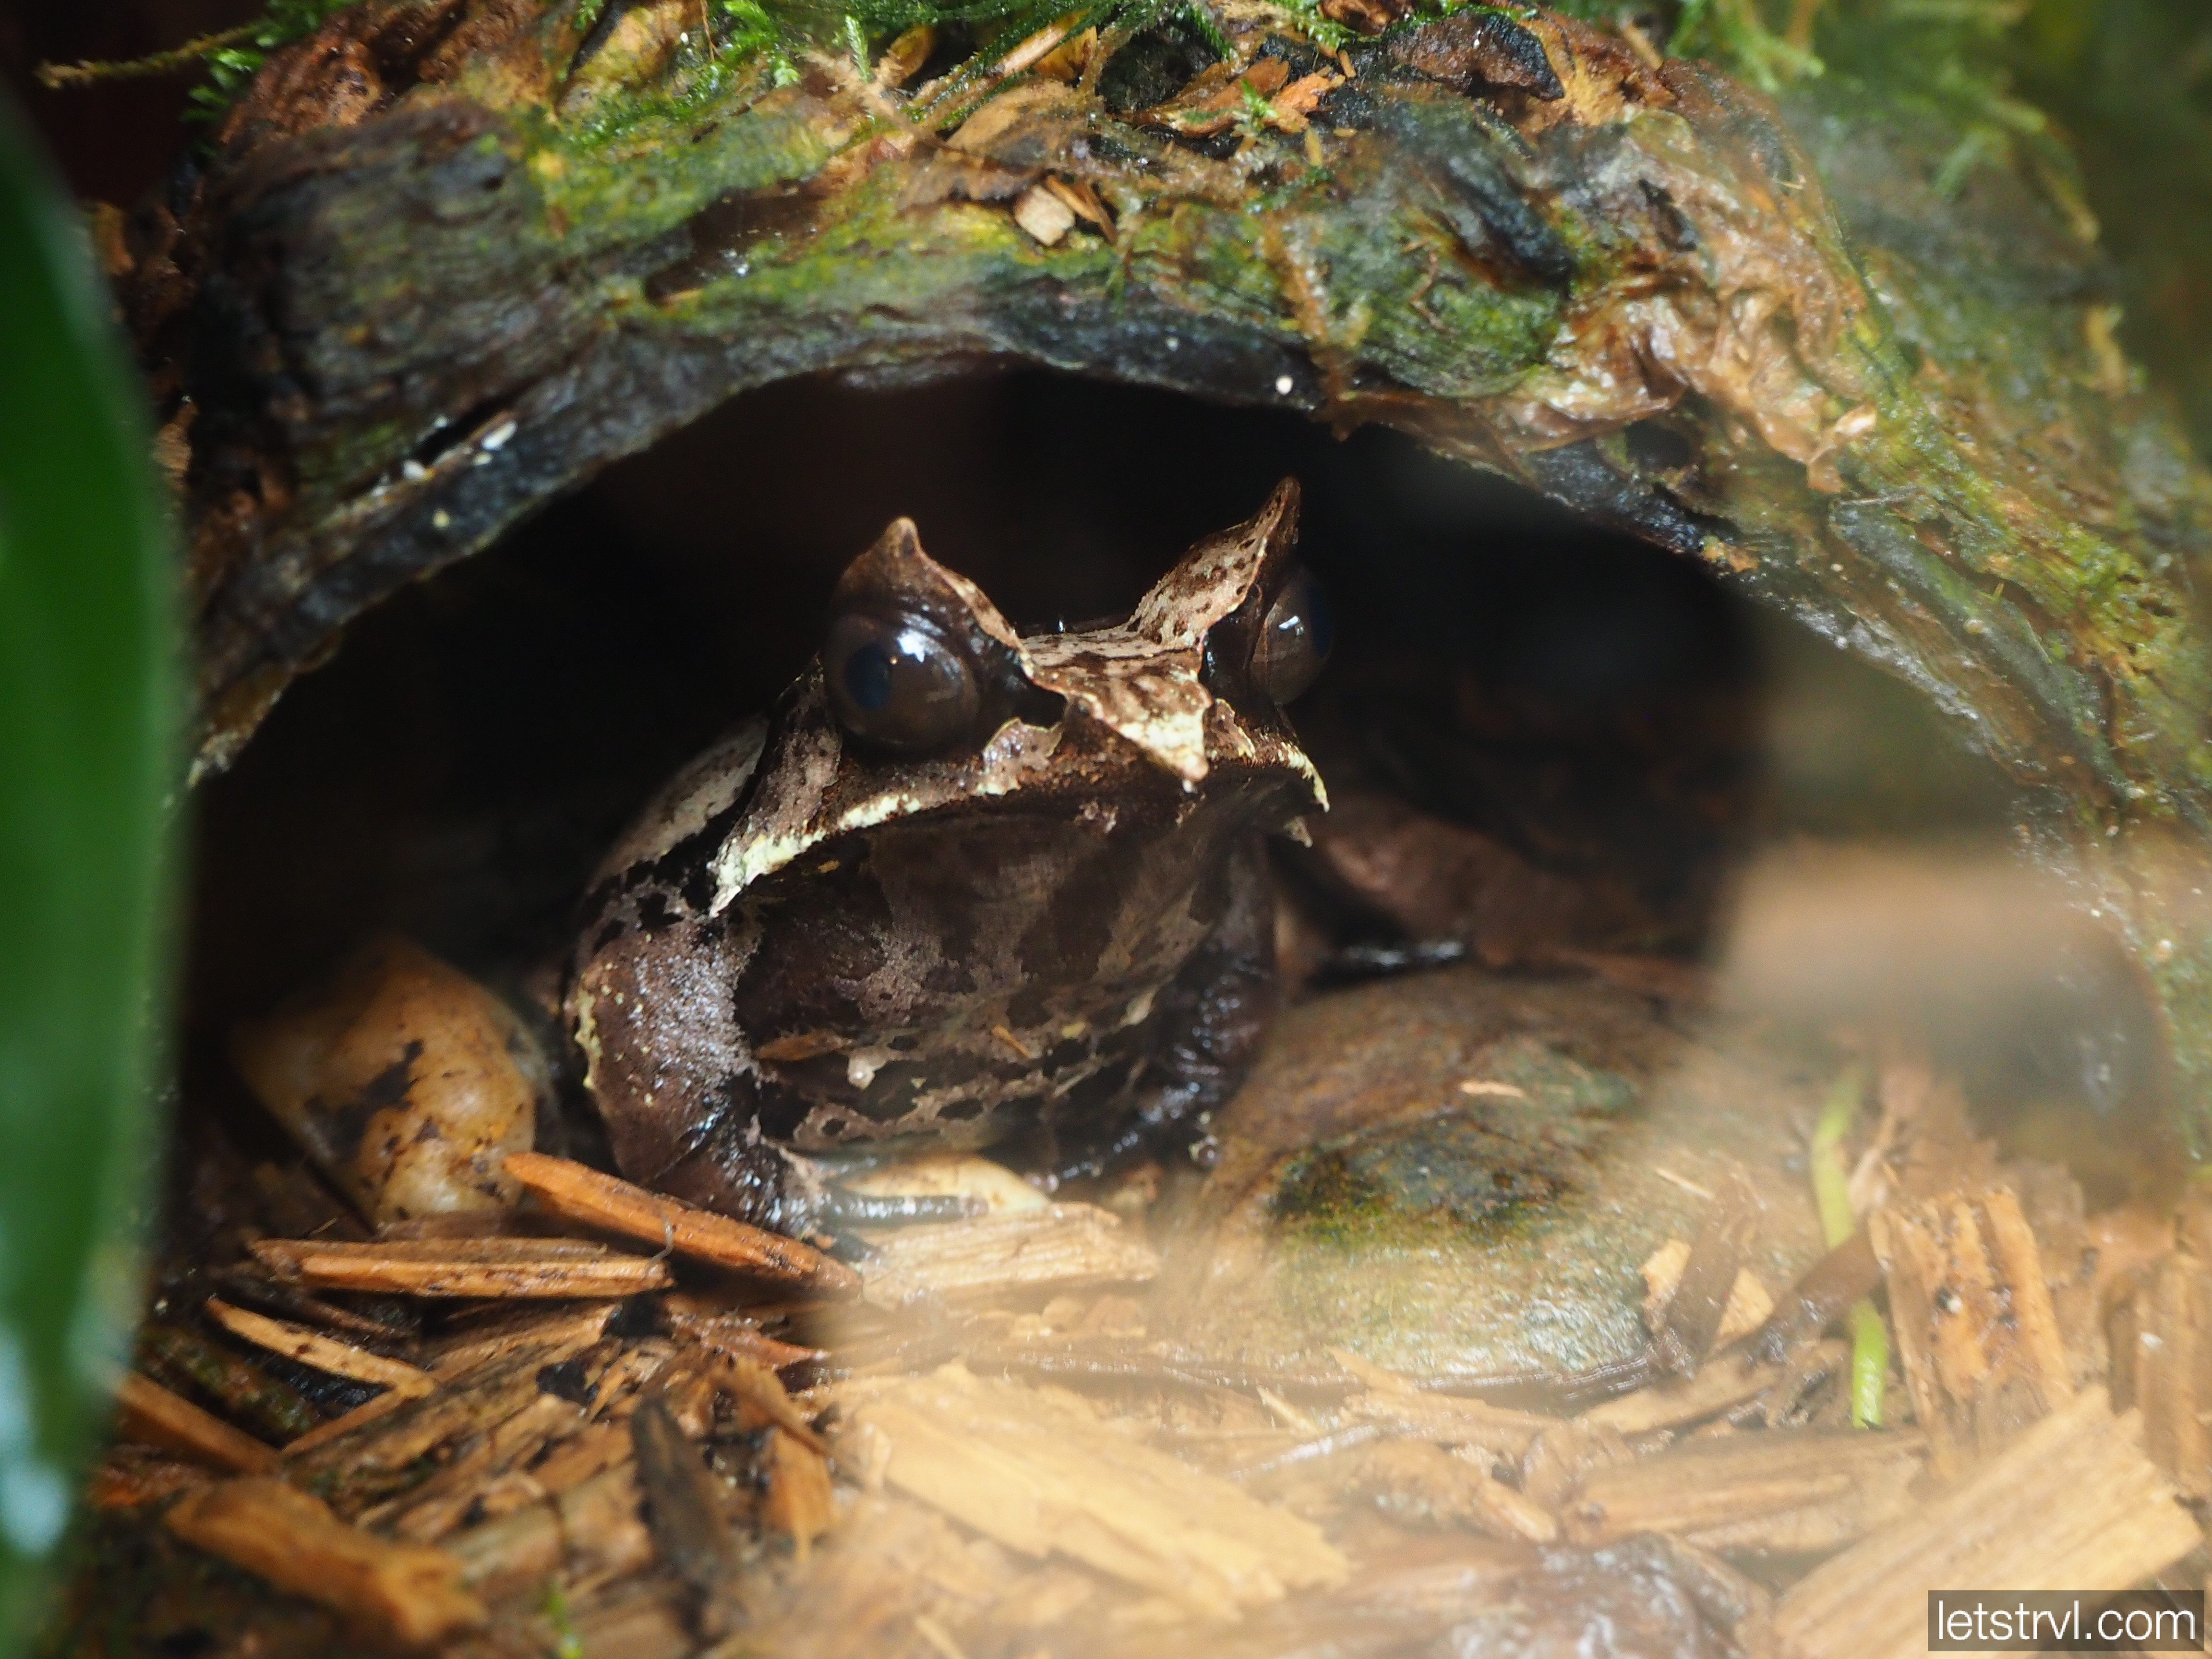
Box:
[189,0,361,122]
[558,47,790,152]
[1336,223,1561,399]
[1272,1130,1561,1250]
[2013,0,2212,458]
[1270,1041,1636,1250]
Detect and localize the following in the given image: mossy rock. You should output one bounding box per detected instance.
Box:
[1151,968,1827,1382]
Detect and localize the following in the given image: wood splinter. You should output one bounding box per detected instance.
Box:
[764,1424,837,1558]
[1868,1184,2072,1476]
[204,1297,437,1397]
[1772,1388,2199,1659]
[705,1350,830,1455]
[859,1202,1158,1309]
[662,1293,825,1371]
[111,1372,279,1475]
[282,1305,619,1458]
[631,1397,749,1638]
[167,1478,487,1649]
[2123,1248,2212,1497]
[505,1150,861,1297]
[252,1234,673,1298]
[844,1362,1346,1619]
[1566,1427,1927,1553]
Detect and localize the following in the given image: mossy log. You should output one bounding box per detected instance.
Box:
[121,0,2212,1133]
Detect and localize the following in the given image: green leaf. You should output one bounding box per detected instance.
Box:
[0,97,178,1649]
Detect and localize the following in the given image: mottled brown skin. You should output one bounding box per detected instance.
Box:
[567,484,1325,1232]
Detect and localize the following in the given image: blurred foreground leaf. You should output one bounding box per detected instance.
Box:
[0,97,177,1650]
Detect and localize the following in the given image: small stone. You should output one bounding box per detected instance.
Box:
[1011,184,1077,246]
[232,935,546,1224]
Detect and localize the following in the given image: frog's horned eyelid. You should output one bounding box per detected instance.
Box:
[839,517,1023,652]
[1127,476,1303,648]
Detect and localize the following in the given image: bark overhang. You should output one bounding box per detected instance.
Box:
[125,0,2212,1121]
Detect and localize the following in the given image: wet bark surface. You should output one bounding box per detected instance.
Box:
[119,0,2212,1124]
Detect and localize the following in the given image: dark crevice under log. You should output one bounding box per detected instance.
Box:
[124,0,2212,1132]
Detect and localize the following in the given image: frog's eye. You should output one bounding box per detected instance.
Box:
[1250,565,1334,704]
[825,613,982,753]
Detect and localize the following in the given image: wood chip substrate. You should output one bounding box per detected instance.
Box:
[60,1110,2212,1658]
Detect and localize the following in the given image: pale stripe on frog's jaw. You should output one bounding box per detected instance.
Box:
[590,718,766,883]
[703,670,1320,919]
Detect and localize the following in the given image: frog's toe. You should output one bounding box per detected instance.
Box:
[821,1189,988,1226]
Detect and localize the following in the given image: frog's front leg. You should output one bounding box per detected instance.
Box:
[570,916,800,1230]
[572,917,976,1235]
[1040,835,1280,1182]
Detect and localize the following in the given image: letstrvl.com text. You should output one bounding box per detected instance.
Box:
[1927,1590,2203,1652]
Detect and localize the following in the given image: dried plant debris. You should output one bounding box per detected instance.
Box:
[204,1296,438,1397]
[252,1235,674,1298]
[110,1373,281,1476]
[2114,1237,2212,1498]
[1565,1427,1926,1552]
[839,1363,1347,1618]
[504,1150,860,1295]
[1578,1341,1846,1436]
[1330,1348,1556,1459]
[631,1396,750,1637]
[1323,1438,1560,1542]
[1639,1238,1774,1354]
[1646,1170,1768,1379]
